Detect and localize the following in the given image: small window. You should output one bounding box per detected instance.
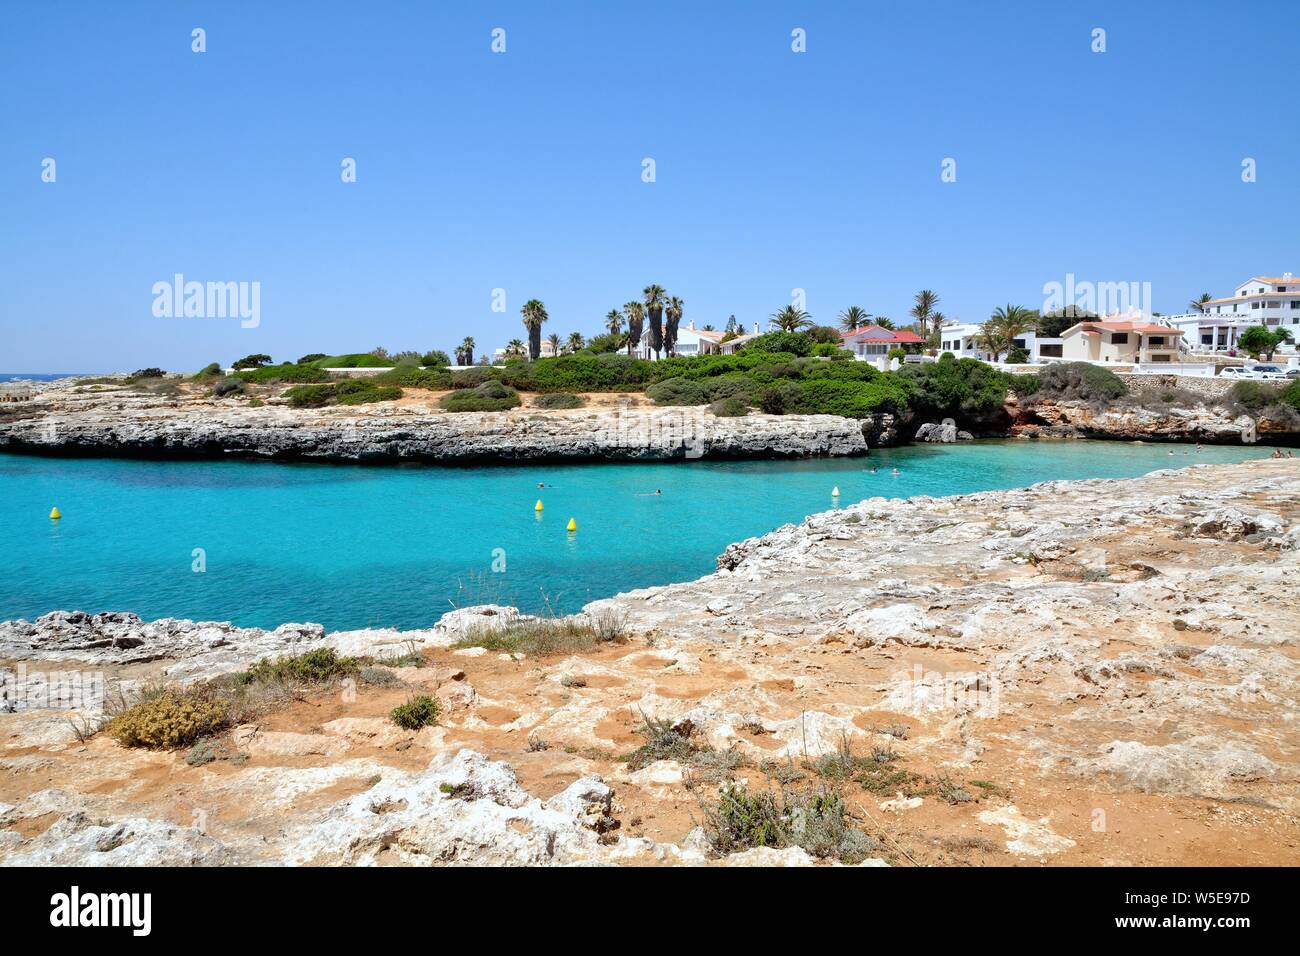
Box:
[1110,332,1129,344]
[1291,301,1300,309]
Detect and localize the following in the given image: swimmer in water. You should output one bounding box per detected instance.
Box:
[891,468,900,476]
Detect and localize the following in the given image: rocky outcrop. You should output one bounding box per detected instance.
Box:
[0,378,867,462]
[2,460,1297,866]
[914,421,973,443]
[1013,396,1298,445]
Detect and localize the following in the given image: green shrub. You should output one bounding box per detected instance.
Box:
[1227,380,1286,410]
[533,392,585,409]
[758,381,806,414]
[371,366,452,389]
[709,397,749,417]
[192,363,224,380]
[420,350,451,368]
[126,367,166,382]
[811,343,845,358]
[646,377,709,406]
[108,690,228,749]
[297,353,328,365]
[1005,346,1030,364]
[1031,362,1128,402]
[284,381,401,407]
[440,381,521,412]
[213,378,244,398]
[232,353,272,370]
[742,332,814,356]
[247,647,359,684]
[897,357,1017,418]
[307,353,395,369]
[1283,380,1300,410]
[233,363,330,384]
[450,366,498,389]
[390,695,440,730]
[798,378,910,418]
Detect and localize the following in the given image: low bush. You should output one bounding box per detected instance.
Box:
[455,610,626,656]
[699,782,875,863]
[213,378,244,398]
[449,366,497,389]
[107,689,228,750]
[532,392,585,409]
[297,353,328,365]
[420,349,451,368]
[1284,380,1300,410]
[1226,379,1286,410]
[233,363,330,384]
[1030,362,1128,403]
[125,368,166,382]
[390,695,440,730]
[742,331,814,356]
[646,377,709,406]
[284,381,401,407]
[757,381,806,414]
[371,366,453,389]
[192,362,224,380]
[709,397,749,417]
[440,380,521,412]
[307,353,395,369]
[798,377,910,418]
[247,647,359,684]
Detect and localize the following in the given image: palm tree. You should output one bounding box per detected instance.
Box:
[1189,292,1213,313]
[546,332,561,357]
[566,331,585,353]
[458,336,476,366]
[665,295,684,356]
[909,290,941,338]
[838,306,871,332]
[644,284,667,358]
[978,304,1033,362]
[624,301,645,356]
[605,309,623,336]
[770,305,813,331]
[505,338,526,358]
[521,299,548,360]
[873,316,896,330]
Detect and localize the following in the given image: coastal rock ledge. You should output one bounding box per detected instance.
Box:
[0,382,866,462]
[1,460,1297,866]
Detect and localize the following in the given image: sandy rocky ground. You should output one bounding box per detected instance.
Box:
[1,460,1298,866]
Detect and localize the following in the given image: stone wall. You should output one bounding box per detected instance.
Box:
[1116,373,1233,400]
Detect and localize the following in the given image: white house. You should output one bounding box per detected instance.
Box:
[1161,274,1300,353]
[1058,318,1183,364]
[634,321,761,359]
[938,323,1064,363]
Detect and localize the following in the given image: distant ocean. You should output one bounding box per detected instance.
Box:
[1,373,92,382]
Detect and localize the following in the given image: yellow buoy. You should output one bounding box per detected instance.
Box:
[49,506,62,519]
[535,499,544,511]
[831,486,840,497]
[566,517,577,532]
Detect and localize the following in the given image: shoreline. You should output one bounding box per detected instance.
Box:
[2,458,1296,866]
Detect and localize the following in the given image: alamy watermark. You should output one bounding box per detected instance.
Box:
[1,664,105,713]
[152,273,260,328]
[1041,272,1152,317]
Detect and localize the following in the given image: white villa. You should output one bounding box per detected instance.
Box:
[1159,274,1300,353]
[634,321,761,359]
[1057,318,1183,364]
[938,323,1064,363]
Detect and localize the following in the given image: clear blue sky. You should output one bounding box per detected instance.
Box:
[2,0,1297,372]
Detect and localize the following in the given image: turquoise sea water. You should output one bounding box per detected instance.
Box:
[0,441,1276,630]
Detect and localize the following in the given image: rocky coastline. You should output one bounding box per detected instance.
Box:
[1,374,1295,465]
[2,459,1296,866]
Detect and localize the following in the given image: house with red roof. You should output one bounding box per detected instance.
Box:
[839,325,926,362]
